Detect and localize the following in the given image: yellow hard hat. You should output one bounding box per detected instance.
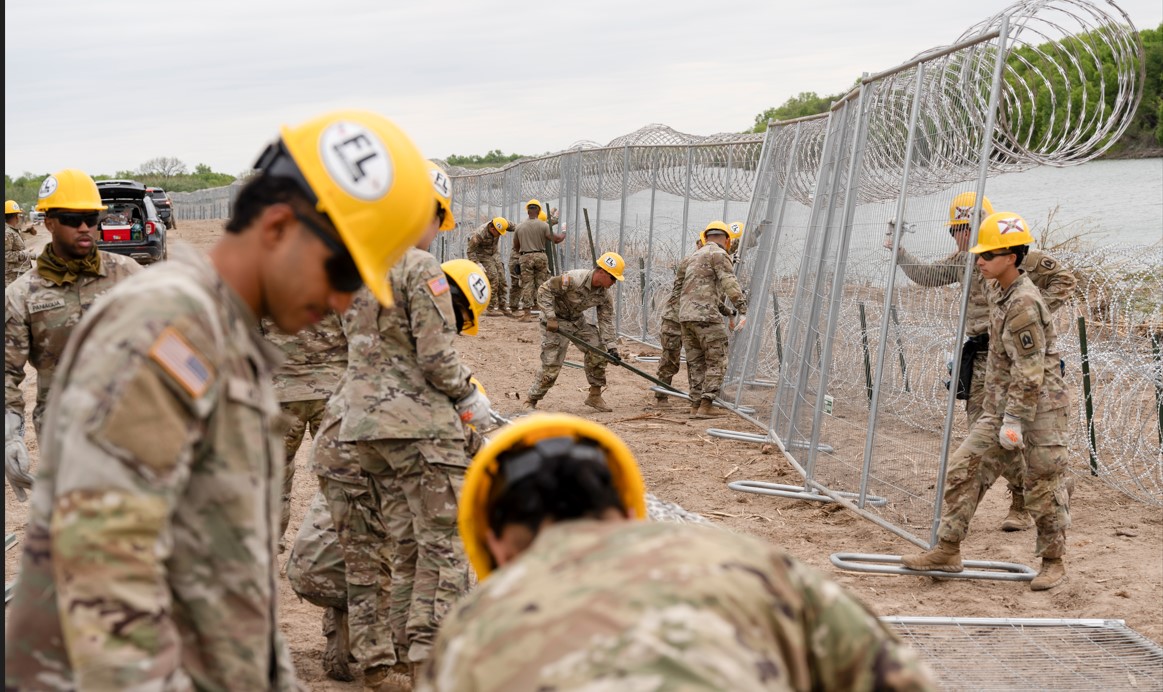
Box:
[260,109,431,307]
[537,209,547,222]
[596,251,625,281]
[458,413,647,580]
[470,376,486,397]
[428,160,456,232]
[526,198,542,211]
[442,258,491,335]
[948,192,994,228]
[727,221,744,240]
[36,169,106,212]
[5,200,21,215]
[969,212,1034,254]
[491,217,510,235]
[700,220,731,245]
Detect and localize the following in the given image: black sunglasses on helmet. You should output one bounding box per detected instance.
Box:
[49,211,101,228]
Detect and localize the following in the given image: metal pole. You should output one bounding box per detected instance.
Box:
[932,14,1011,547]
[722,145,733,220]
[1154,332,1163,448]
[1079,316,1099,475]
[644,148,660,341]
[861,63,926,507]
[858,302,874,402]
[616,146,631,337]
[595,155,604,252]
[680,147,693,254]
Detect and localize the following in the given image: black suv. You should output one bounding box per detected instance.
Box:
[95,180,168,264]
[146,186,176,229]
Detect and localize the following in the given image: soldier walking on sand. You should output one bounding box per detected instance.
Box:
[260,309,347,552]
[678,221,747,419]
[3,110,433,690]
[525,252,623,413]
[653,237,702,408]
[466,216,512,316]
[4,171,140,502]
[886,192,1076,532]
[902,212,1072,592]
[513,198,564,320]
[417,413,937,691]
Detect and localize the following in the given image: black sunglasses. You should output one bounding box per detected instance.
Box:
[294,211,363,293]
[50,211,100,228]
[977,249,1014,261]
[948,225,969,237]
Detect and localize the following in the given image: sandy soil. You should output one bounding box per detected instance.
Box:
[6,220,1162,689]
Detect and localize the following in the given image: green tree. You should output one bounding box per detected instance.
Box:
[750,92,839,132]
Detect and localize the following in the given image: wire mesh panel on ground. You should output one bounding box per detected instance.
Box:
[884,617,1163,691]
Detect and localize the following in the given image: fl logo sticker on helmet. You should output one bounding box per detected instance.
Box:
[953,205,972,221]
[431,169,451,198]
[320,121,393,201]
[998,217,1025,234]
[38,176,59,200]
[603,256,618,269]
[468,272,490,305]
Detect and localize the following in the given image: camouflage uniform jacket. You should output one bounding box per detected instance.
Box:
[678,242,746,323]
[421,520,936,691]
[661,254,694,323]
[4,248,140,429]
[5,222,32,286]
[466,222,502,260]
[898,247,1075,337]
[3,243,301,691]
[537,269,616,346]
[336,247,473,442]
[983,271,1069,422]
[261,310,347,403]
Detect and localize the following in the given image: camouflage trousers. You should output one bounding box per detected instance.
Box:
[279,399,327,541]
[469,252,507,310]
[508,253,523,310]
[937,408,1072,558]
[681,319,729,403]
[528,318,608,401]
[656,318,684,386]
[356,438,471,664]
[965,351,1023,497]
[518,251,550,311]
[287,488,348,610]
[311,416,397,669]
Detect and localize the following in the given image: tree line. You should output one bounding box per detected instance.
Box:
[750,23,1163,153]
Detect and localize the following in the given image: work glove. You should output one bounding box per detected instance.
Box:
[729,315,748,333]
[5,411,32,502]
[607,347,622,362]
[545,317,559,333]
[456,387,494,430]
[999,414,1024,451]
[882,232,895,250]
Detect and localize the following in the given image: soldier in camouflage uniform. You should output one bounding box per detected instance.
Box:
[887,192,1076,531]
[261,309,347,551]
[513,199,564,320]
[679,221,748,419]
[526,251,624,412]
[3,111,434,690]
[465,216,511,315]
[4,171,140,502]
[420,413,936,691]
[902,212,1072,591]
[5,200,34,286]
[653,238,702,408]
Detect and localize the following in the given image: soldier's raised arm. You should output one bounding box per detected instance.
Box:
[896,247,966,287]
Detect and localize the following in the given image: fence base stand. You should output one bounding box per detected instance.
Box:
[707,428,834,453]
[729,480,887,506]
[830,552,1036,581]
[648,386,757,415]
[5,534,16,552]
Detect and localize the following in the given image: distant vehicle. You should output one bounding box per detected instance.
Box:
[95,179,167,264]
[146,186,176,229]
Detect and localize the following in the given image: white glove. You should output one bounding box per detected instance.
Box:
[456,387,494,430]
[999,414,1024,450]
[729,315,748,333]
[882,232,895,250]
[5,411,32,501]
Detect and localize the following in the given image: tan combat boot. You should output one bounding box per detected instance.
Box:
[900,539,964,572]
[690,401,700,416]
[584,386,612,412]
[1001,490,1034,532]
[1030,557,1067,591]
[690,399,725,419]
[523,397,540,411]
[362,662,412,692]
[322,607,354,682]
[653,394,672,409]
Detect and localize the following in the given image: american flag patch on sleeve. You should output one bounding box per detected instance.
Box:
[428,276,449,296]
[148,327,214,398]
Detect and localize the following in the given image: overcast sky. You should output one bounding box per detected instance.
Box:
[5,0,1160,178]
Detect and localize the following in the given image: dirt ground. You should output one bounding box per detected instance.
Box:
[6,220,1162,689]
